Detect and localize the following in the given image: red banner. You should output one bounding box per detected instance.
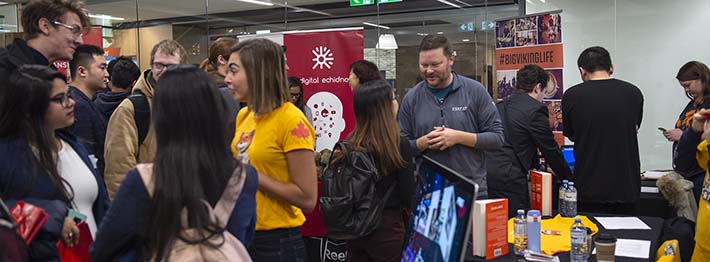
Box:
[284,29,364,152]
[53,60,70,80]
[495,43,563,71]
[81,27,104,48]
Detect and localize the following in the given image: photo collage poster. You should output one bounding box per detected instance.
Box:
[495,12,564,145]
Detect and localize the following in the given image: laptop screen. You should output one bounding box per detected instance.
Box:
[561,145,575,171]
[401,156,478,262]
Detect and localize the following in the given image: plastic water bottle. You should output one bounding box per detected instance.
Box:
[513,210,527,256]
[526,210,541,253]
[570,217,588,262]
[566,182,578,217]
[559,180,568,216]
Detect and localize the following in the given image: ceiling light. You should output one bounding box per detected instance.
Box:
[88,14,125,21]
[363,22,390,30]
[376,34,398,50]
[437,0,462,8]
[437,31,444,34]
[289,6,333,16]
[453,0,473,7]
[462,39,470,42]
[416,32,428,36]
[236,0,274,6]
[0,2,8,5]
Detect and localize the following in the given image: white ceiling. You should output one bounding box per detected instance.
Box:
[78,0,519,47]
[86,0,357,21]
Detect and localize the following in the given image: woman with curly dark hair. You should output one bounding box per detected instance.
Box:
[348,60,382,90]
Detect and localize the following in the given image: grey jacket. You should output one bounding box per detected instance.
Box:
[398,73,504,197]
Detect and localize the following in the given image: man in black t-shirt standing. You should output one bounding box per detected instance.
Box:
[562,46,644,215]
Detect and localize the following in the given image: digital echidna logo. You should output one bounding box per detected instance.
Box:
[311,46,334,70]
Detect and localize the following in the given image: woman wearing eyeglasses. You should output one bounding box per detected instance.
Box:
[288,76,314,127]
[0,65,110,261]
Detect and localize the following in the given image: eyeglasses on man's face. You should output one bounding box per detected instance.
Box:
[52,20,84,38]
[151,62,177,71]
[50,92,74,108]
[290,93,301,99]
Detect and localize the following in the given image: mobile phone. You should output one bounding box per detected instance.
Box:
[68,209,86,224]
[658,127,667,132]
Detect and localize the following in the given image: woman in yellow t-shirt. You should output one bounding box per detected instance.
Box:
[224,38,317,261]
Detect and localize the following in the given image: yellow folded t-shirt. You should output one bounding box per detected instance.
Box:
[507,215,599,255]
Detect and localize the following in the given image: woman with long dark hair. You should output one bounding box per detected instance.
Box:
[338,80,414,262]
[224,38,317,261]
[200,37,241,140]
[669,61,710,201]
[91,65,258,261]
[0,65,110,260]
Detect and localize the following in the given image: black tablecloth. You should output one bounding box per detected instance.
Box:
[639,179,675,218]
[467,214,664,262]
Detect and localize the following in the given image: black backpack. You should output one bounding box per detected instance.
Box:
[660,216,696,262]
[127,90,150,146]
[320,141,396,240]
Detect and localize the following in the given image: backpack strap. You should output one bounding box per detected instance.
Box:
[325,141,352,170]
[128,89,150,147]
[137,164,247,228]
[213,166,247,227]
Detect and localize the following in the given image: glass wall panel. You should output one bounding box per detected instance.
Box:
[528,0,710,170]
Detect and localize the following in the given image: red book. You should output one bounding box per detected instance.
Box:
[10,201,49,245]
[530,170,553,216]
[471,198,509,259]
[57,221,93,262]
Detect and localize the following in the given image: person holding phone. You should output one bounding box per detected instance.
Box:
[0,65,109,260]
[670,61,710,202]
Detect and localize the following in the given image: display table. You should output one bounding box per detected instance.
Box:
[638,179,674,218]
[467,214,664,262]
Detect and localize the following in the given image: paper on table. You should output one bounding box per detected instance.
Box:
[642,171,668,180]
[641,186,659,193]
[595,217,651,230]
[592,239,650,259]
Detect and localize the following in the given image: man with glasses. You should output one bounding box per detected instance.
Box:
[0,0,90,82]
[104,40,187,199]
[398,35,503,200]
[68,45,109,176]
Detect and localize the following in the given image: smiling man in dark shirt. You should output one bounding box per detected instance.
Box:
[398,35,504,198]
[0,0,90,82]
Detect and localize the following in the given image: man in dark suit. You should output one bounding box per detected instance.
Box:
[486,64,572,217]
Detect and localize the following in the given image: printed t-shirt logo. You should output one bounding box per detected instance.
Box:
[291,122,310,139]
[236,130,255,164]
